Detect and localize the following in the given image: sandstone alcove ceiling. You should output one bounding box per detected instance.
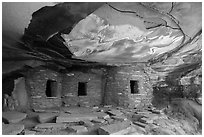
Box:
[2,2,202,135]
[3,2,201,68]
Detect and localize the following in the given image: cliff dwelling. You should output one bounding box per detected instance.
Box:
[2,2,202,135]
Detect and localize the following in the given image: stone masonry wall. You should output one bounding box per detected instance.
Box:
[61,69,104,107]
[26,67,62,109]
[104,65,153,108]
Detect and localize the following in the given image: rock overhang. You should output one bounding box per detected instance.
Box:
[61,3,186,64]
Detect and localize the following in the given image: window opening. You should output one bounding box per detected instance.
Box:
[78,82,87,96]
[130,80,139,94]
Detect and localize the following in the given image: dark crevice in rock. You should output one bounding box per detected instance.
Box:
[106,3,144,19]
[107,2,191,66]
[168,2,175,13]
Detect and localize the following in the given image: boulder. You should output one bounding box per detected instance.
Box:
[37,113,58,123]
[2,124,24,135]
[98,120,132,135]
[2,111,27,123]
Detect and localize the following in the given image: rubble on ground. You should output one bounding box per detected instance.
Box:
[2,105,201,135]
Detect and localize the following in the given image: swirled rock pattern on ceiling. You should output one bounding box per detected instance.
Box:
[61,3,201,64]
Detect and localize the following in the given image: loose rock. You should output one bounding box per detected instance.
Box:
[133,121,147,128]
[3,111,27,123]
[2,124,24,135]
[92,118,105,123]
[98,120,132,135]
[34,123,67,130]
[24,129,36,135]
[81,120,95,127]
[111,115,128,121]
[69,125,88,133]
[37,113,58,123]
[56,113,98,123]
[92,112,110,119]
[107,109,123,116]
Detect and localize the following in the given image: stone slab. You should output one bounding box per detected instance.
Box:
[142,113,159,120]
[139,117,153,124]
[98,121,132,135]
[56,113,98,123]
[37,113,58,123]
[81,120,95,127]
[33,108,60,113]
[92,112,110,119]
[151,109,161,114]
[35,123,67,130]
[24,129,36,135]
[2,111,27,123]
[69,126,88,133]
[107,109,123,116]
[103,105,112,108]
[136,111,152,115]
[92,118,105,123]
[105,118,114,124]
[2,124,24,135]
[62,107,93,114]
[111,115,128,121]
[132,114,144,121]
[133,121,147,128]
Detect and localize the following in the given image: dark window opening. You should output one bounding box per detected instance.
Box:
[78,82,87,96]
[45,80,58,97]
[130,80,139,94]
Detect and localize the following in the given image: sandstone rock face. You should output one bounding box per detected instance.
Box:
[2,124,24,135]
[2,111,27,123]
